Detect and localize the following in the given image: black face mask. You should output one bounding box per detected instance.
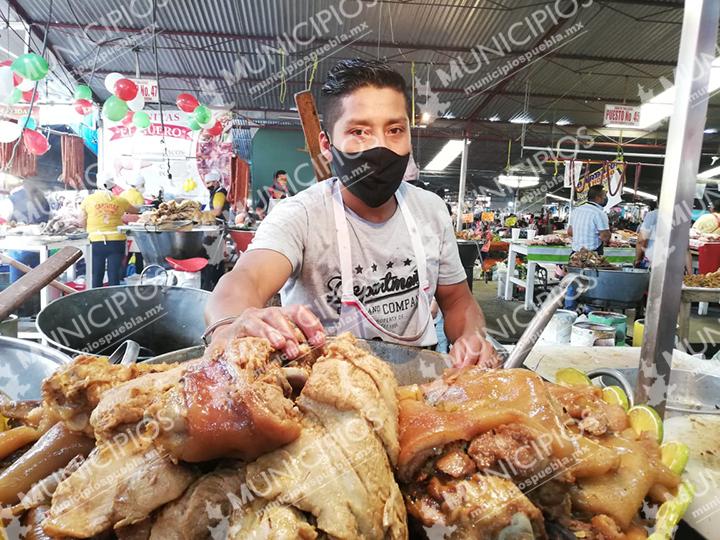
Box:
[330,145,410,208]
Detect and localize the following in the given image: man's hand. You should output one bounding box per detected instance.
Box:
[211,305,326,359]
[449,331,502,369]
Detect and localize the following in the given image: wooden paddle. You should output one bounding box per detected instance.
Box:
[0,247,82,320]
[294,90,332,181]
[0,253,76,295]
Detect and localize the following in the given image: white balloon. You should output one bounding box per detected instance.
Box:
[127,92,145,112]
[17,77,35,92]
[104,72,124,94]
[0,120,22,143]
[0,67,14,101]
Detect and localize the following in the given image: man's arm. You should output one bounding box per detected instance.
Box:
[204,249,324,358]
[567,225,573,237]
[635,233,649,266]
[599,229,611,243]
[435,282,498,368]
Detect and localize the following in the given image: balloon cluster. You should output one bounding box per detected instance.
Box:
[0,53,50,154]
[101,73,150,130]
[176,93,222,136]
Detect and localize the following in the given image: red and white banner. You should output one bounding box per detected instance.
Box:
[99,109,231,201]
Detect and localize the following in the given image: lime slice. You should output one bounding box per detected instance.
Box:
[661,441,690,475]
[555,367,592,387]
[602,385,630,411]
[627,404,664,443]
[649,481,695,540]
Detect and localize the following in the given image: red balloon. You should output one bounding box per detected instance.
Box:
[0,60,22,86]
[121,111,135,126]
[74,99,93,115]
[205,120,223,137]
[22,128,49,156]
[113,78,138,101]
[176,93,199,113]
[21,90,34,102]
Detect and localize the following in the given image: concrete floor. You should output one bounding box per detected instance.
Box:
[471,279,720,357]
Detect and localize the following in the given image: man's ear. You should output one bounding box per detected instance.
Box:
[319,130,333,164]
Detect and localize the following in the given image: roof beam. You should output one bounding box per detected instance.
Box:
[34,21,678,67]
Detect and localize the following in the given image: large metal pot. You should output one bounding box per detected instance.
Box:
[125,226,222,267]
[36,285,210,358]
[0,336,71,400]
[566,266,650,306]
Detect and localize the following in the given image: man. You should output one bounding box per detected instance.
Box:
[692,198,720,234]
[81,175,139,287]
[256,170,291,216]
[568,185,611,253]
[566,185,610,309]
[206,59,497,368]
[634,201,658,268]
[201,169,228,290]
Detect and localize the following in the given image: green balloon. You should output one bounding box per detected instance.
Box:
[74,85,92,100]
[102,95,128,122]
[11,53,49,81]
[193,105,211,125]
[133,111,151,129]
[6,88,21,105]
[187,118,201,131]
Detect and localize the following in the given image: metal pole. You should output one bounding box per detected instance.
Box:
[455,138,469,232]
[636,0,720,415]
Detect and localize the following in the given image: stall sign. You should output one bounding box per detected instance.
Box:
[462,213,474,224]
[481,211,495,222]
[603,104,640,128]
[133,79,159,103]
[0,103,40,122]
[574,160,624,208]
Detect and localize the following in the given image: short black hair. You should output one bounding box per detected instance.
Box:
[274,170,287,179]
[321,58,410,133]
[587,185,606,201]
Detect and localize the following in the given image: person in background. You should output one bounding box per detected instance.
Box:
[634,201,658,269]
[204,169,230,222]
[3,180,51,283]
[266,170,291,214]
[201,169,228,290]
[565,185,611,309]
[81,175,139,287]
[504,213,517,227]
[121,175,146,207]
[692,198,720,234]
[121,175,146,275]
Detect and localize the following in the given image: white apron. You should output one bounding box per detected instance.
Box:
[330,180,437,346]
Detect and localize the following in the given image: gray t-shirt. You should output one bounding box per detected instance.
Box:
[248,179,466,335]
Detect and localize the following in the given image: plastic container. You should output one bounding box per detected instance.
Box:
[526,229,537,241]
[511,228,521,241]
[571,322,616,347]
[588,311,628,345]
[539,309,578,344]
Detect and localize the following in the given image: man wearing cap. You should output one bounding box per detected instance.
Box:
[81,175,139,287]
[204,169,230,222]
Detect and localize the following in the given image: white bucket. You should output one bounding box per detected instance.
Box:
[511,228,521,241]
[539,309,578,344]
[570,322,616,347]
[526,229,537,241]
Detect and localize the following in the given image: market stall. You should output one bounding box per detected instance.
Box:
[503,239,637,310]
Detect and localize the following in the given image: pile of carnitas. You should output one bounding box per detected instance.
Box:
[138,200,216,226]
[0,334,686,539]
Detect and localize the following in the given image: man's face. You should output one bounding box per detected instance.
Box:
[320,86,411,160]
[276,174,288,186]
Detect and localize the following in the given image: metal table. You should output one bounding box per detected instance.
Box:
[503,240,636,310]
[677,285,720,349]
[0,235,92,310]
